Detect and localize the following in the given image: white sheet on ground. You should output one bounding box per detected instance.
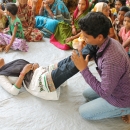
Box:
[0,38,130,130]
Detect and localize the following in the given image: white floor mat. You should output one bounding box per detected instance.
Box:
[0,38,129,130]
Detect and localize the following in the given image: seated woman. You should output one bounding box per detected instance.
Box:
[35,0,71,38]
[91,2,117,39]
[50,0,90,50]
[17,0,43,42]
[28,0,42,16]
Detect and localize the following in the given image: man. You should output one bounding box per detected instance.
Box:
[51,12,130,123]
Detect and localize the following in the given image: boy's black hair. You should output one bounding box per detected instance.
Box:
[124,11,130,18]
[115,0,126,6]
[78,12,110,38]
[5,3,18,15]
[119,6,130,12]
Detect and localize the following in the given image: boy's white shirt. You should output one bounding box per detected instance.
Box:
[23,67,60,100]
[0,67,60,100]
[0,75,20,95]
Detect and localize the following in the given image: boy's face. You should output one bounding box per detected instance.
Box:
[118,11,126,22]
[123,17,130,30]
[81,30,103,47]
[115,1,122,12]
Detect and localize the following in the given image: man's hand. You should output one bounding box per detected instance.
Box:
[71,50,89,72]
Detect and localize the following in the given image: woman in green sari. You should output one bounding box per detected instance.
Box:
[50,0,91,50]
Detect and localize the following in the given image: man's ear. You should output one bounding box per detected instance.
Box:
[98,34,104,41]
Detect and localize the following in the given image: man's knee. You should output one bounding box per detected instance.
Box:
[79,105,93,120]
[79,102,101,120]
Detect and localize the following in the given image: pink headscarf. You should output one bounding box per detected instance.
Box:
[73,0,89,19]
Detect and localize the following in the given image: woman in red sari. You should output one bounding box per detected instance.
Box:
[50,0,91,50]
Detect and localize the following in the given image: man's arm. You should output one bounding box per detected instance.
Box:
[81,58,124,99]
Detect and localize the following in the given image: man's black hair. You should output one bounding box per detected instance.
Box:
[124,11,130,18]
[5,3,18,15]
[78,12,110,38]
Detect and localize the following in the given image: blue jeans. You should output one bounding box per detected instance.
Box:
[79,87,130,120]
[51,44,97,88]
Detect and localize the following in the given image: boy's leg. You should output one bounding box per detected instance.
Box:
[79,97,130,120]
[51,56,78,89]
[51,44,97,89]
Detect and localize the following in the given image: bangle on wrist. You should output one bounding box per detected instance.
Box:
[14,84,20,89]
[20,72,25,77]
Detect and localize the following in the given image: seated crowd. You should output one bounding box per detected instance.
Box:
[0,0,129,54]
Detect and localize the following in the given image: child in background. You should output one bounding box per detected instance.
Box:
[113,6,129,40]
[91,2,116,39]
[110,0,126,21]
[0,3,28,53]
[119,11,130,56]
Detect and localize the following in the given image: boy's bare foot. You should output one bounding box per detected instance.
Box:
[122,115,130,123]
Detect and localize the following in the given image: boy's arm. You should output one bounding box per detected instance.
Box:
[0,75,20,95]
[4,24,18,53]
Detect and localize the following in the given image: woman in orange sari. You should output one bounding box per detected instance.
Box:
[28,0,42,16]
[17,0,43,42]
